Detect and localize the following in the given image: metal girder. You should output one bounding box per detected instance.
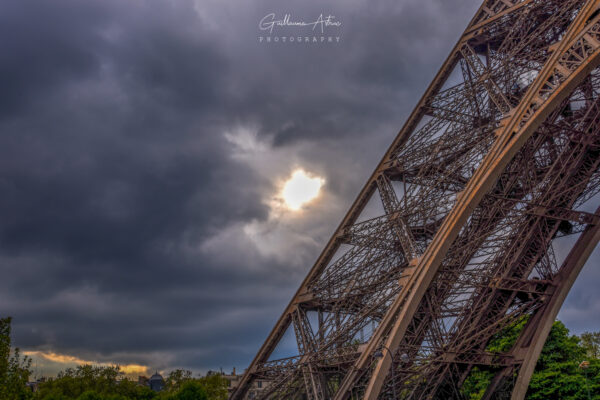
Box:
[480,206,600,400]
[367,4,600,397]
[231,1,600,399]
[376,175,418,260]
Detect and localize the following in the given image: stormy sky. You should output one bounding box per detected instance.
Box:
[1,0,599,378]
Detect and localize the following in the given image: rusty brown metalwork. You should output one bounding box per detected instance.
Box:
[231,1,600,399]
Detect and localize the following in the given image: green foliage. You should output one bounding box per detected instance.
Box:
[173,382,207,400]
[155,373,226,400]
[164,370,192,392]
[151,370,225,400]
[487,316,529,354]
[0,317,33,400]
[193,376,227,400]
[536,321,585,369]
[33,365,227,400]
[34,365,156,400]
[461,317,529,400]
[581,331,600,359]
[463,320,599,400]
[461,368,494,400]
[76,391,103,400]
[527,359,599,400]
[525,321,594,399]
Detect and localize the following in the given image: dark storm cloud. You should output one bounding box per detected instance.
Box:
[0,1,106,117]
[0,0,277,371]
[2,0,598,376]
[219,0,481,148]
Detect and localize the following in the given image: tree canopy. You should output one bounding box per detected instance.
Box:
[462,319,599,399]
[30,366,227,400]
[0,317,33,400]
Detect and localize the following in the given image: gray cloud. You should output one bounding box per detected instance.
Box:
[0,0,597,377]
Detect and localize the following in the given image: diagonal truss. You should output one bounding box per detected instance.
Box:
[231,1,600,399]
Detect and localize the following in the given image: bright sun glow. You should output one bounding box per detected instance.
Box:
[281,169,325,211]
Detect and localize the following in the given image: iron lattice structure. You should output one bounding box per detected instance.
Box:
[232,1,600,399]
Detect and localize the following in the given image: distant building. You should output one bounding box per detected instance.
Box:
[222,368,270,399]
[26,377,46,392]
[149,372,165,392]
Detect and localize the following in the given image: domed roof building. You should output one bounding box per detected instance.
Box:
[149,372,165,392]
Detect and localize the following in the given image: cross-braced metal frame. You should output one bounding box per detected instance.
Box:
[231,1,600,399]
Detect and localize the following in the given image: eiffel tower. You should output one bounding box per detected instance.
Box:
[231,1,600,399]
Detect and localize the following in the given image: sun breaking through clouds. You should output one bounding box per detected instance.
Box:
[281,170,325,211]
[2,0,599,379]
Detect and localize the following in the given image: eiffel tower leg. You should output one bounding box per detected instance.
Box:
[360,2,600,399]
[235,1,600,399]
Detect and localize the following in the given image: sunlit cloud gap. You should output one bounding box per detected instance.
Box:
[281,169,325,210]
[24,351,149,376]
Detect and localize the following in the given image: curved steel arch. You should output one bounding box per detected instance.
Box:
[359,2,600,398]
[232,1,600,399]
